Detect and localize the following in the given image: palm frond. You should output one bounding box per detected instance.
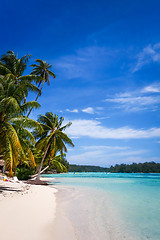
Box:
[18,137,36,167]
[47,69,56,78]
[0,97,21,114]
[58,132,75,147]
[21,101,41,114]
[38,113,53,129]
[59,121,72,132]
[18,75,42,83]
[15,127,35,144]
[0,62,12,75]
[10,116,43,132]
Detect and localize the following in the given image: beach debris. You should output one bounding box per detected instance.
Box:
[3,176,8,182]
[10,176,22,183]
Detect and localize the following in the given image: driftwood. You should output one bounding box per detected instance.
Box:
[31,165,49,178]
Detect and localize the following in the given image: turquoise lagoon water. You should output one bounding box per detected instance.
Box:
[42,172,160,240]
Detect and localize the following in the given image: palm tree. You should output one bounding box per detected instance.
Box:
[0,51,41,105]
[49,153,69,173]
[0,74,42,176]
[0,72,41,121]
[0,50,31,79]
[27,59,56,117]
[0,117,41,176]
[34,112,74,180]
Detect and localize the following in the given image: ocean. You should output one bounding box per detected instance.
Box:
[42,172,160,240]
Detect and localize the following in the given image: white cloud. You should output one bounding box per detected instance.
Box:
[68,148,149,167]
[82,107,95,114]
[105,84,160,112]
[66,109,79,113]
[82,145,129,151]
[95,116,110,120]
[106,96,159,105]
[65,119,160,139]
[54,46,118,80]
[105,96,160,112]
[141,83,160,93]
[65,106,104,115]
[133,43,160,72]
[68,150,106,165]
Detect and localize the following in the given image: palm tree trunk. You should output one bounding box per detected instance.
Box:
[31,165,49,178]
[27,80,44,117]
[36,141,51,180]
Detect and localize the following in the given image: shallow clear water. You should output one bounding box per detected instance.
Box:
[42,172,160,240]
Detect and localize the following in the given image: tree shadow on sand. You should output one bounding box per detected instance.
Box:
[0,186,21,194]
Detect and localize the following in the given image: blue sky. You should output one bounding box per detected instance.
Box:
[1,0,160,167]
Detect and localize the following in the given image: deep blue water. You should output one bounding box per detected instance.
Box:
[42,172,160,240]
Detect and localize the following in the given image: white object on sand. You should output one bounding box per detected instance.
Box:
[11,176,22,183]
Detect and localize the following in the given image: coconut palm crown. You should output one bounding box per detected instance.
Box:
[0,51,42,105]
[27,59,56,117]
[31,59,56,86]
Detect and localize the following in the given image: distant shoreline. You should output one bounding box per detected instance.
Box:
[68,161,160,173]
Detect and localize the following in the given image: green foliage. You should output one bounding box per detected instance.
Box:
[47,154,69,173]
[0,51,43,175]
[34,112,74,178]
[31,59,56,86]
[108,162,160,173]
[0,50,73,178]
[27,59,56,117]
[69,162,160,173]
[69,164,108,172]
[16,163,35,180]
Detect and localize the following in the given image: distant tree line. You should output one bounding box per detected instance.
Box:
[69,164,107,172]
[68,162,160,173]
[108,162,160,173]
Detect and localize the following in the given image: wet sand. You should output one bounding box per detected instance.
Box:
[52,185,133,240]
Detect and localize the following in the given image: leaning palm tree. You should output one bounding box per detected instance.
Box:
[27,59,56,117]
[34,112,74,180]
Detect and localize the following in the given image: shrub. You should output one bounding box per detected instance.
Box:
[16,164,35,180]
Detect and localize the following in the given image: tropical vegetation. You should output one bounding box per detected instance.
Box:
[69,164,108,172]
[0,50,74,179]
[108,162,160,173]
[69,162,160,173]
[34,112,74,180]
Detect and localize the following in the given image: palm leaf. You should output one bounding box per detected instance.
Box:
[21,101,41,114]
[10,116,43,132]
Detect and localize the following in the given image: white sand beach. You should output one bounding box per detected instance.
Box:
[0,179,57,240]
[0,177,133,240]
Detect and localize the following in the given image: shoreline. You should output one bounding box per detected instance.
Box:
[52,184,134,240]
[0,176,134,240]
